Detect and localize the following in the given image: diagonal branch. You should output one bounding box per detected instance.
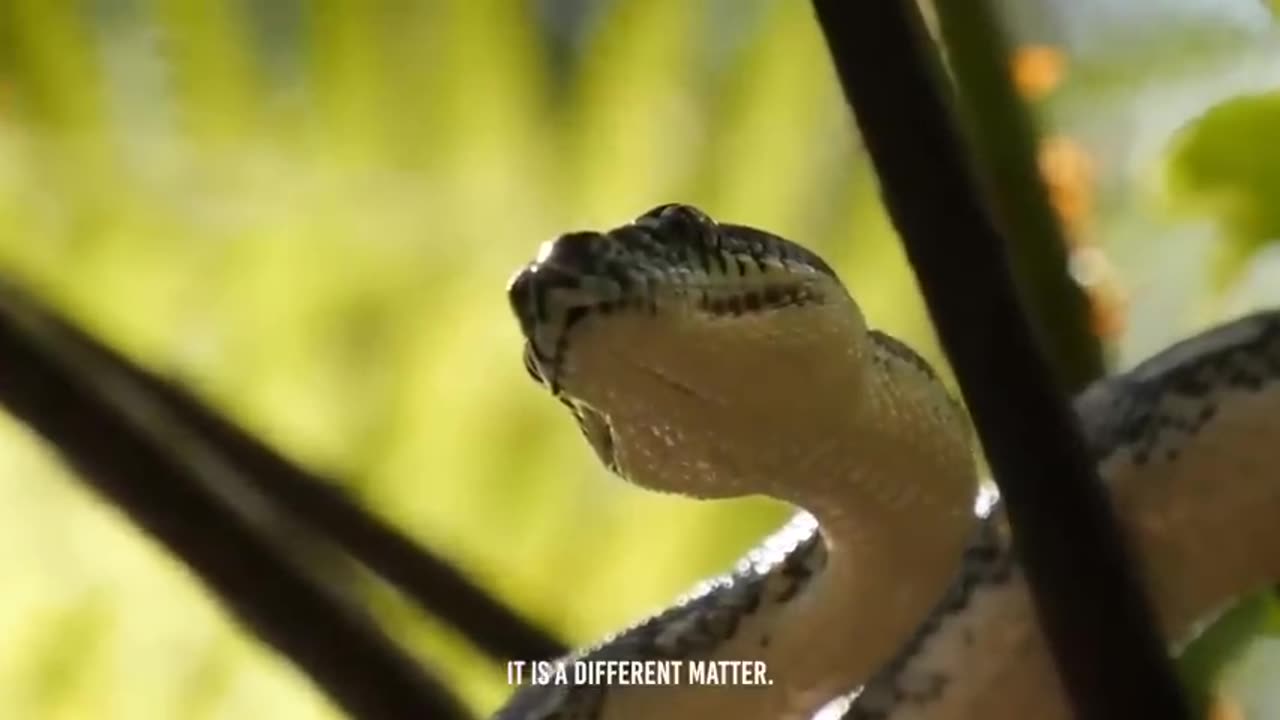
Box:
[810,2,1190,718]
[15,286,566,663]
[0,280,470,720]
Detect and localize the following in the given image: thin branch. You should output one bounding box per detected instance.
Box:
[0,281,470,720]
[810,2,1190,719]
[931,2,1104,391]
[18,287,566,662]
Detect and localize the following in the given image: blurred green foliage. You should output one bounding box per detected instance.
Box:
[0,1,1277,718]
[1166,92,1280,287]
[1178,592,1280,719]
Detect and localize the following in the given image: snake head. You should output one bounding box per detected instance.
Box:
[507,204,870,498]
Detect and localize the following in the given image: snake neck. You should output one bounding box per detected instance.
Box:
[700,336,978,719]
[790,335,977,715]
[553,335,979,720]
[801,339,976,669]
[586,465,978,720]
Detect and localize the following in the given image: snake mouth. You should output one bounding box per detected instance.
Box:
[507,260,597,395]
[507,261,617,467]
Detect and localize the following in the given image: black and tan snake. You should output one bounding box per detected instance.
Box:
[498,203,1280,720]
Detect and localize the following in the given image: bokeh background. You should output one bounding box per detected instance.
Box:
[1,0,1280,718]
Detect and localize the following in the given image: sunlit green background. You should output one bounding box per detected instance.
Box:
[1,1,1279,718]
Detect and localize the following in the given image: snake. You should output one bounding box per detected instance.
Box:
[497,203,1280,720]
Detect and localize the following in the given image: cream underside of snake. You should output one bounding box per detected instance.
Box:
[498,205,1280,720]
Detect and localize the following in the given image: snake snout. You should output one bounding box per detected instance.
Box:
[508,232,625,394]
[506,264,546,340]
[507,231,615,327]
[507,260,583,338]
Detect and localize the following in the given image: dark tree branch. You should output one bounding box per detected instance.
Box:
[0,281,470,720]
[810,3,1190,719]
[15,286,566,663]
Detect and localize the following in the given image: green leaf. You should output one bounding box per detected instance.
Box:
[1166,92,1280,288]
[1177,590,1280,719]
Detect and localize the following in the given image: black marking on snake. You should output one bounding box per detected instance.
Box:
[1080,312,1280,468]
[868,330,939,381]
[625,204,841,281]
[546,306,589,395]
[687,227,714,273]
[731,576,764,619]
[847,518,1013,720]
[719,221,839,279]
[691,283,824,317]
[701,605,742,645]
[713,249,729,275]
[774,542,821,603]
[631,205,727,272]
[523,345,546,384]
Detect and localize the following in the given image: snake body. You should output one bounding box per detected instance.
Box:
[499,204,1280,720]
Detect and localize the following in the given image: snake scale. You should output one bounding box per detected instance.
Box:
[499,203,1280,720]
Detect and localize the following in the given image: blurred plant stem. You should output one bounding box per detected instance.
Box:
[930,0,1104,392]
[1178,591,1280,719]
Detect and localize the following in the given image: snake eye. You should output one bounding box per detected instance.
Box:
[634,204,717,252]
[637,203,712,230]
[636,203,681,221]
